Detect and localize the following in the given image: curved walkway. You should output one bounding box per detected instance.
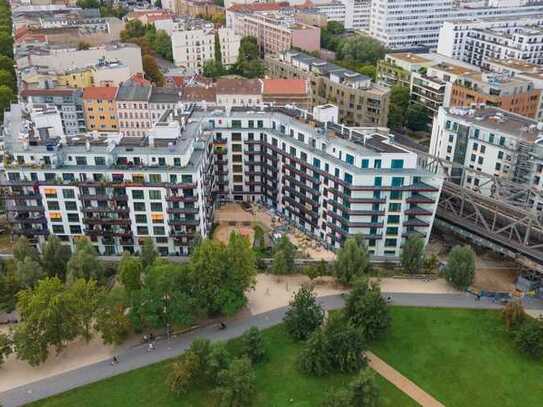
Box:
[1,292,541,407]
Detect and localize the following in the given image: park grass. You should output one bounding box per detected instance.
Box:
[371,307,543,407]
[31,323,414,407]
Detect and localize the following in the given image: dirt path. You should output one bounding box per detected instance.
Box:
[367,351,445,407]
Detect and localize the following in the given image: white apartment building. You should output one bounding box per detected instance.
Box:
[3,103,443,259]
[171,20,240,74]
[430,106,543,210]
[368,0,543,50]
[437,16,543,69]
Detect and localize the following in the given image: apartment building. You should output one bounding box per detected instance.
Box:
[2,103,442,258]
[266,51,390,127]
[216,79,263,107]
[20,88,86,135]
[438,16,543,69]
[368,0,543,49]
[171,18,240,74]
[82,87,118,132]
[429,106,543,210]
[228,6,320,54]
[262,79,311,109]
[449,73,541,120]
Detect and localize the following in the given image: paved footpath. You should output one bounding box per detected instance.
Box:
[1,292,542,407]
[367,351,445,407]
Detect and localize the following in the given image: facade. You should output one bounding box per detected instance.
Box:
[368,0,543,49]
[82,87,119,132]
[437,16,543,69]
[20,88,86,135]
[449,73,541,120]
[216,79,263,107]
[3,104,442,258]
[429,106,543,210]
[262,79,311,109]
[266,50,390,127]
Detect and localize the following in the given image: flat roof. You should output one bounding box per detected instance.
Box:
[387,53,431,64]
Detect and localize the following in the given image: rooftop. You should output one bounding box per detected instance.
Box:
[20,88,79,97]
[262,79,307,95]
[216,79,262,95]
[149,87,180,104]
[116,82,152,102]
[387,53,431,64]
[431,62,478,76]
[82,86,117,100]
[487,58,542,73]
[181,86,217,103]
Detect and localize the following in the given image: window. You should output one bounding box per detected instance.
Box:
[67,213,79,223]
[473,143,478,151]
[69,225,82,234]
[132,190,144,199]
[499,136,505,146]
[495,163,501,171]
[75,156,87,165]
[47,201,60,210]
[471,154,476,162]
[181,174,193,183]
[346,154,354,165]
[344,173,353,184]
[387,215,400,224]
[391,177,404,186]
[149,174,161,183]
[361,159,369,169]
[391,159,404,169]
[153,226,165,235]
[389,203,401,212]
[498,151,504,159]
[149,190,161,200]
[137,226,149,235]
[95,157,105,166]
[390,191,402,200]
[150,202,163,212]
[63,189,75,199]
[231,120,241,128]
[135,214,147,223]
[480,145,486,154]
[65,201,77,211]
[133,202,146,211]
[374,177,382,186]
[313,158,321,168]
[489,134,495,143]
[52,225,64,234]
[374,159,381,169]
[385,238,397,247]
[386,227,398,235]
[478,156,483,165]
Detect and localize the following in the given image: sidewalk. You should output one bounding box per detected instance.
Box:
[367,351,445,407]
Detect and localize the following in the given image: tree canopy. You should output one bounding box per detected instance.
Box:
[400,236,425,274]
[387,85,410,129]
[233,36,265,79]
[334,237,369,284]
[444,245,476,289]
[66,239,103,283]
[283,286,324,341]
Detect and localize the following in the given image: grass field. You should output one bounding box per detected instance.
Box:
[31,307,543,407]
[372,307,543,407]
[32,324,414,407]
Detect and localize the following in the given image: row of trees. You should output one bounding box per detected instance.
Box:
[387,85,430,131]
[203,36,265,79]
[0,233,257,368]
[0,0,16,122]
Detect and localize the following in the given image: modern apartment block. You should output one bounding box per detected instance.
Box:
[20,88,86,135]
[266,51,390,127]
[429,105,543,210]
[2,103,442,258]
[170,18,240,73]
[437,15,543,69]
[82,87,119,133]
[368,0,543,49]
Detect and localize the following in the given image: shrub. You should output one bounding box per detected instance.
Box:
[241,326,266,364]
[513,318,543,360]
[283,286,324,341]
[502,301,526,330]
[214,356,256,407]
[444,245,476,289]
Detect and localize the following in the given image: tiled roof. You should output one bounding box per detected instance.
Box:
[82,86,117,100]
[116,82,152,101]
[20,88,78,97]
[182,86,217,103]
[216,79,262,95]
[262,79,307,95]
[149,87,180,103]
[228,2,289,12]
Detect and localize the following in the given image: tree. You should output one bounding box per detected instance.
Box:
[336,35,385,65]
[118,252,143,292]
[13,236,39,263]
[13,278,80,366]
[253,225,266,252]
[322,389,352,407]
[358,64,377,81]
[334,237,369,284]
[66,239,103,283]
[168,351,201,395]
[0,332,12,368]
[41,235,71,280]
[15,256,44,289]
[273,235,296,272]
[214,356,256,407]
[345,278,390,342]
[68,279,103,342]
[0,69,16,92]
[387,85,409,129]
[283,286,324,341]
[203,60,226,79]
[76,0,100,8]
[141,237,158,269]
[95,287,132,346]
[214,31,223,67]
[271,249,288,275]
[400,236,425,274]
[0,260,19,312]
[234,36,264,79]
[444,245,476,290]
[406,103,429,131]
[502,301,526,331]
[0,85,15,122]
[298,327,331,376]
[241,326,266,364]
[0,55,14,72]
[0,32,13,58]
[513,318,543,360]
[349,368,380,407]
[143,54,164,86]
[207,342,231,384]
[153,30,173,61]
[422,253,439,274]
[321,21,345,51]
[120,19,146,42]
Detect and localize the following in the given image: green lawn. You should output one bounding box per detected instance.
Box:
[371,307,543,407]
[32,324,414,407]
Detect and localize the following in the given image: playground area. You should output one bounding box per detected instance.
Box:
[212,202,335,261]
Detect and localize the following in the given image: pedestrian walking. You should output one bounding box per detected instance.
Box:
[111,355,119,365]
[147,342,155,352]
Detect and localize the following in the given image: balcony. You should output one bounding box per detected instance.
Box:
[406,194,434,204]
[8,205,44,212]
[166,195,197,203]
[5,193,41,200]
[403,218,430,227]
[405,206,433,216]
[83,217,131,225]
[13,228,48,236]
[168,219,199,226]
[167,207,199,214]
